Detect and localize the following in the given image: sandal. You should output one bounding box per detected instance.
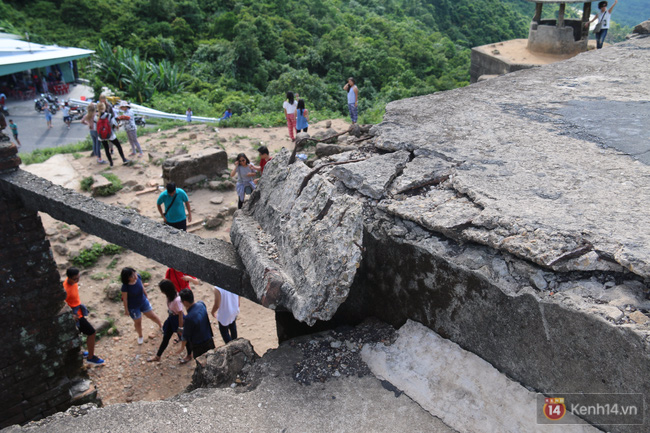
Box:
[179,356,191,364]
[147,356,160,362]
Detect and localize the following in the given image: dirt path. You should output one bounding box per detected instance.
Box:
[30,118,350,405]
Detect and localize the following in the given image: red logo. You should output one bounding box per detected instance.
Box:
[543,397,566,421]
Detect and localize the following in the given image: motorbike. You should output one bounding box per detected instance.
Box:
[34,95,58,114]
[0,105,8,116]
[42,92,59,107]
[64,100,86,120]
[135,116,146,126]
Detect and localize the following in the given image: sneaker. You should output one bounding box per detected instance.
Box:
[123,159,130,165]
[86,356,105,365]
[82,351,88,358]
[97,159,107,164]
[137,337,144,345]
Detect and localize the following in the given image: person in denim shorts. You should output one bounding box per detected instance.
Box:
[121,267,163,344]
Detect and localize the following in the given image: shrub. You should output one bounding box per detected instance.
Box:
[94,173,123,196]
[139,270,152,282]
[80,176,94,191]
[71,243,123,268]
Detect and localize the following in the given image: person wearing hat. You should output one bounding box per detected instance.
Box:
[343,77,359,124]
[586,0,619,49]
[118,101,143,157]
[157,182,192,231]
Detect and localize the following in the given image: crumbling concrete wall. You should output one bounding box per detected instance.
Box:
[0,144,90,428]
[162,148,228,188]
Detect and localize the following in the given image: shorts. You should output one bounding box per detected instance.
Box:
[128,298,153,320]
[12,133,17,139]
[77,317,96,336]
[63,116,71,122]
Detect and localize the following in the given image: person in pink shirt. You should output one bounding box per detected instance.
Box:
[148,279,190,362]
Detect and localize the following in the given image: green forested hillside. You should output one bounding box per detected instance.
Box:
[612,0,650,27]
[1,0,534,124]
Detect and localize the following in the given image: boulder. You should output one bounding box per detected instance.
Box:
[316,143,355,158]
[204,214,225,229]
[104,283,122,302]
[313,128,338,144]
[53,244,69,256]
[633,20,650,34]
[210,196,224,205]
[162,148,228,188]
[189,338,260,390]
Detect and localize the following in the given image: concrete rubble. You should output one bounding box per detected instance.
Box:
[162,148,228,188]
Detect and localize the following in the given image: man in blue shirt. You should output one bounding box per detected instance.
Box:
[177,289,214,361]
[156,182,192,231]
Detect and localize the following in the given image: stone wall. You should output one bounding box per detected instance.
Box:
[0,143,87,428]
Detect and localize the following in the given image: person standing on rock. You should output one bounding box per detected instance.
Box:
[148,279,191,362]
[157,182,192,230]
[120,267,163,345]
[230,153,258,209]
[63,268,104,365]
[586,0,619,49]
[177,288,215,361]
[211,286,240,344]
[283,91,298,141]
[295,99,309,134]
[343,77,359,124]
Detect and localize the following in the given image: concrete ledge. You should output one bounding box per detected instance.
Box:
[0,168,254,299]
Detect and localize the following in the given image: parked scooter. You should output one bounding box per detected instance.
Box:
[65,100,86,120]
[34,95,57,114]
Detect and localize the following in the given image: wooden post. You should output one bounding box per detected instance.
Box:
[533,2,543,22]
[557,3,566,27]
[582,2,592,39]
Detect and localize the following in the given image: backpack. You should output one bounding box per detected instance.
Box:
[97,115,112,140]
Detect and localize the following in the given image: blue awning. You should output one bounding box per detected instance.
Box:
[0,37,94,76]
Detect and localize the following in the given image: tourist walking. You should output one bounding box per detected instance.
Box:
[82,103,105,164]
[258,146,271,174]
[148,280,191,362]
[283,91,298,140]
[44,103,52,128]
[296,99,309,133]
[165,267,198,292]
[586,0,619,49]
[177,289,215,361]
[63,268,104,365]
[8,119,21,147]
[156,182,192,230]
[62,102,71,129]
[97,102,129,167]
[211,286,240,344]
[343,77,359,124]
[118,101,143,157]
[120,267,163,345]
[230,152,258,209]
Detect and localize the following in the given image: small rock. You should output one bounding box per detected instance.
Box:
[325,120,332,128]
[529,272,548,290]
[629,311,649,325]
[122,180,138,188]
[45,227,59,237]
[121,218,131,226]
[53,244,69,256]
[204,215,225,229]
[330,341,342,349]
[210,197,224,205]
[189,133,197,140]
[133,184,145,192]
[601,305,624,322]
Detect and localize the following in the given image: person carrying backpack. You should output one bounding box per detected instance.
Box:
[97,102,129,166]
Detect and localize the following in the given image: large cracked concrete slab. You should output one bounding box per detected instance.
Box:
[229,35,650,433]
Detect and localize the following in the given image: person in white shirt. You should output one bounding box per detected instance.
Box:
[118,101,143,157]
[211,286,240,344]
[586,0,619,49]
[282,91,298,141]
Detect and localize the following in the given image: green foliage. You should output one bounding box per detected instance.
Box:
[71,243,122,268]
[107,258,119,269]
[19,137,93,165]
[4,0,542,124]
[96,173,123,196]
[80,176,94,192]
[139,270,152,282]
[90,272,110,281]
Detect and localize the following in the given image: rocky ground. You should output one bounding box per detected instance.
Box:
[24,117,350,406]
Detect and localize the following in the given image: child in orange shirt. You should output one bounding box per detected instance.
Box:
[63,268,104,365]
